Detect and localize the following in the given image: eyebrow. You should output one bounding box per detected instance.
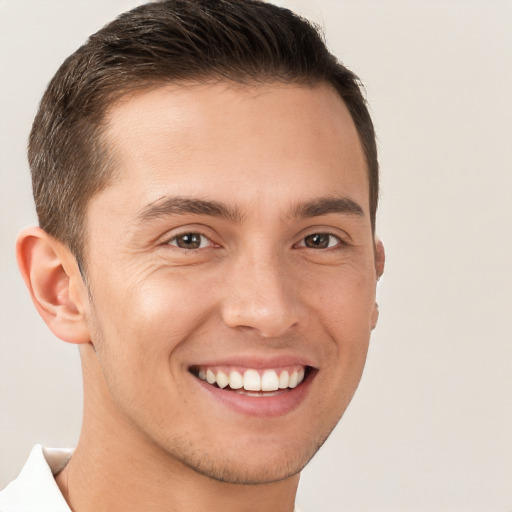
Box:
[135,195,364,225]
[136,196,244,223]
[290,196,365,219]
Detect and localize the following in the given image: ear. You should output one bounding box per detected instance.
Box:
[374,238,385,280]
[371,238,385,330]
[16,227,91,344]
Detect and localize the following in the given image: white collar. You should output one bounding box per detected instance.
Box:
[0,445,72,512]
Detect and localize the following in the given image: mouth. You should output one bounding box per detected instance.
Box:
[189,365,313,397]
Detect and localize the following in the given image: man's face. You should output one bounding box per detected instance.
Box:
[80,82,381,484]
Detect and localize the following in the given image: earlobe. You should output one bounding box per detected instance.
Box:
[16,227,91,344]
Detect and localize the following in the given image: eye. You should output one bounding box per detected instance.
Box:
[298,233,342,249]
[167,232,212,250]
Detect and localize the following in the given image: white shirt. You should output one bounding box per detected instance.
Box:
[1,446,304,511]
[0,445,72,511]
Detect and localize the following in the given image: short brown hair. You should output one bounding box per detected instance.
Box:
[29,0,378,265]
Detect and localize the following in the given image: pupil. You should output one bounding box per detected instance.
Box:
[178,233,201,249]
[305,233,329,249]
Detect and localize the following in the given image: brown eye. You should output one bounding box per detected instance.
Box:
[169,233,208,249]
[302,233,340,249]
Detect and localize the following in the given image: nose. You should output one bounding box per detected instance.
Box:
[220,252,301,338]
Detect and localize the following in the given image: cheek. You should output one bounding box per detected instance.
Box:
[305,264,376,391]
[309,263,376,332]
[89,270,216,371]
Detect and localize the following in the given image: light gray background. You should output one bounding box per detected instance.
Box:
[1,1,511,510]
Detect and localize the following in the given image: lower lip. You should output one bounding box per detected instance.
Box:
[193,371,315,418]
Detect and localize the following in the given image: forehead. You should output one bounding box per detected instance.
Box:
[95,82,369,220]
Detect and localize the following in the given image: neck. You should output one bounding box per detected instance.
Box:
[56,346,299,512]
[56,445,299,512]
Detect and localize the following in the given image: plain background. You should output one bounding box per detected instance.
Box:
[1,1,511,510]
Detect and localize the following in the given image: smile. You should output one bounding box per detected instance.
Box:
[191,365,308,396]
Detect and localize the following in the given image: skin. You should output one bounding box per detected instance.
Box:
[17,82,384,512]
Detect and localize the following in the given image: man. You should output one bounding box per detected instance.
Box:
[0,0,384,510]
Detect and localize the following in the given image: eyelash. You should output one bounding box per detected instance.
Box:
[166,232,215,250]
[165,231,346,251]
[294,232,345,250]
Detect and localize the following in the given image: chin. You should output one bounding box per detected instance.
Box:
[164,425,333,486]
[183,453,306,485]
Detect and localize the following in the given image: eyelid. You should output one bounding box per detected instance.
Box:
[293,227,351,248]
[294,233,344,249]
[166,233,212,249]
[160,225,221,249]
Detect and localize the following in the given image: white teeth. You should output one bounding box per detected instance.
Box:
[243,369,261,391]
[216,370,229,389]
[196,366,307,392]
[206,369,216,384]
[229,370,243,389]
[288,370,298,388]
[278,371,289,389]
[261,370,279,391]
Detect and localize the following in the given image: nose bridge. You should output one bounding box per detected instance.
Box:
[221,244,300,337]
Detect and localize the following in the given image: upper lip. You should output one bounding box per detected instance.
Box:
[187,354,317,371]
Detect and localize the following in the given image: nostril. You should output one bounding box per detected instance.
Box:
[221,308,300,339]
